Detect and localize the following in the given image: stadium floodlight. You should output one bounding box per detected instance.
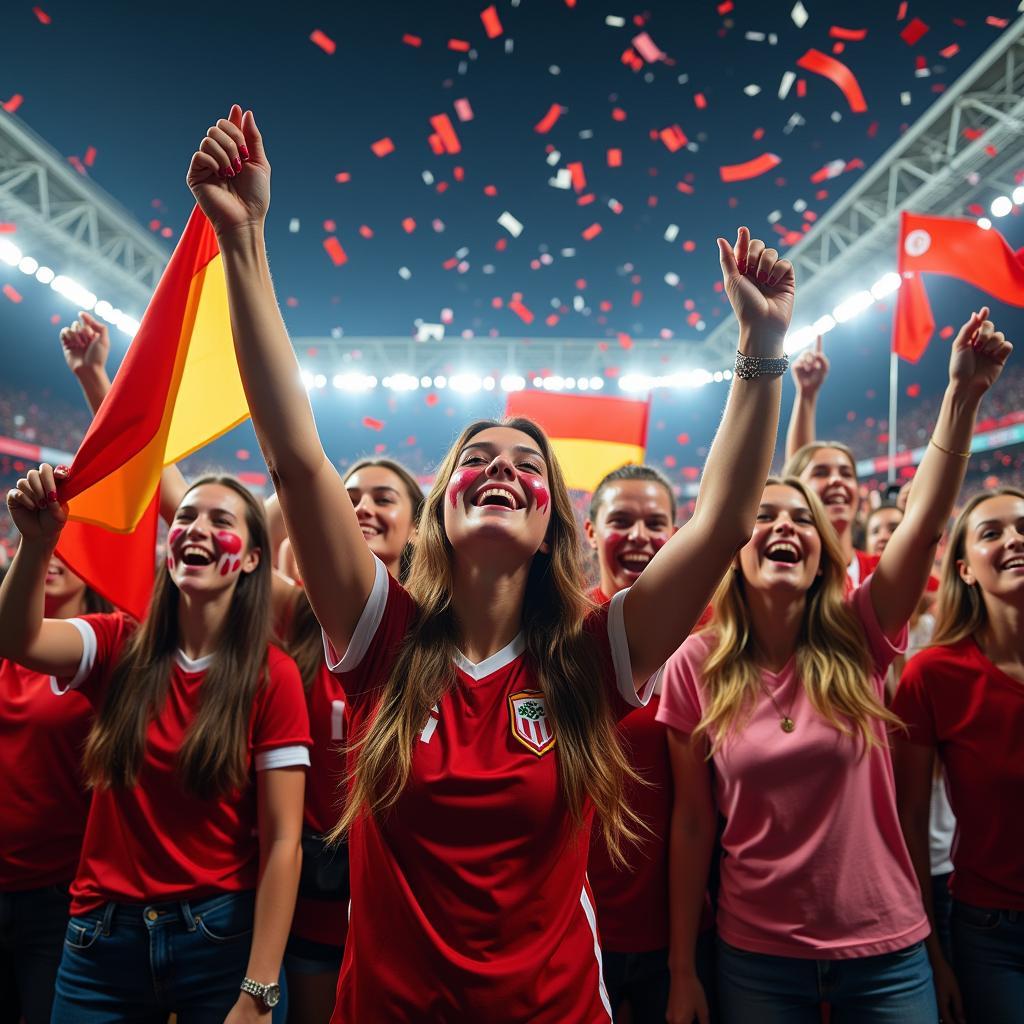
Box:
[51,275,97,311]
[314,374,327,389]
[385,373,419,392]
[420,375,432,388]
[18,256,39,275]
[618,373,649,393]
[812,314,836,335]
[115,313,141,335]
[991,195,1013,218]
[589,376,604,390]
[784,326,817,355]
[433,375,448,389]
[1014,186,1024,205]
[501,374,526,392]
[483,376,496,391]
[35,266,55,285]
[449,373,482,394]
[0,239,21,266]
[543,375,566,391]
[870,272,902,299]
[333,372,377,392]
[833,290,875,323]
[977,217,992,230]
[301,370,315,391]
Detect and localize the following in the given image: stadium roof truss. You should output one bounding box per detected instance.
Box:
[700,15,1024,364]
[0,109,167,311]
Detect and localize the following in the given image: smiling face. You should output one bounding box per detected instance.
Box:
[957,494,1024,603]
[738,484,823,596]
[585,480,674,595]
[442,426,552,561]
[867,507,904,557]
[43,556,88,611]
[798,447,858,535]
[345,465,418,572]
[166,483,261,597]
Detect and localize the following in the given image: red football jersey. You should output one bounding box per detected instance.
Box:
[292,660,350,949]
[0,659,93,889]
[59,612,311,914]
[894,637,1024,909]
[324,559,656,1023]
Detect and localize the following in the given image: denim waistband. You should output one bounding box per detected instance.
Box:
[83,890,255,936]
[953,900,1023,924]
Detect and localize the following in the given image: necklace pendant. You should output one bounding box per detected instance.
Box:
[780,716,795,733]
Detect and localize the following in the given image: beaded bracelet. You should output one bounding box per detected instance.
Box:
[734,350,789,380]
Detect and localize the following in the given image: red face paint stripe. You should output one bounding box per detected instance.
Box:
[519,473,550,514]
[447,467,485,508]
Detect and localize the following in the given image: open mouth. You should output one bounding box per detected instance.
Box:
[617,551,653,574]
[822,490,851,509]
[359,523,382,538]
[1001,557,1024,571]
[765,541,801,565]
[180,545,215,568]
[472,486,522,510]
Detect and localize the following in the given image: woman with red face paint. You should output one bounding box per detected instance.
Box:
[187,104,793,1023]
[783,336,874,588]
[583,465,716,1024]
[893,487,1024,1024]
[0,468,310,1024]
[660,310,1011,1024]
[0,557,110,1024]
[282,457,422,1024]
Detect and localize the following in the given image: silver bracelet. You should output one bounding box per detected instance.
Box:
[734,349,788,379]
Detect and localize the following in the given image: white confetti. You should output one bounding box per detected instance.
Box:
[573,295,585,312]
[664,272,680,286]
[504,38,514,54]
[422,170,434,185]
[901,91,912,106]
[549,65,561,75]
[664,224,679,242]
[288,218,300,233]
[549,168,573,189]
[793,198,807,213]
[831,111,842,122]
[398,266,412,280]
[498,211,524,237]
[791,2,808,28]
[546,149,562,166]
[578,129,594,139]
[605,14,625,27]
[915,67,931,78]
[779,70,796,99]
[745,30,766,42]
[768,33,778,45]
[560,247,576,258]
[767,210,782,224]
[744,83,762,96]
[415,322,444,342]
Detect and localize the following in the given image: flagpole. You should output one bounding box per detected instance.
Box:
[887,350,899,484]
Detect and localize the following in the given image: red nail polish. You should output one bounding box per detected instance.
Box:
[239,146,250,162]
[225,167,235,178]
[233,157,242,173]
[217,167,227,179]
[46,491,57,502]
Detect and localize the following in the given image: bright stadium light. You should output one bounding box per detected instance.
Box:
[543,375,566,391]
[784,327,816,355]
[812,314,836,335]
[483,376,496,391]
[0,239,22,266]
[991,195,1013,218]
[384,373,419,391]
[871,272,902,299]
[833,290,875,323]
[589,376,604,390]
[301,370,315,390]
[35,266,55,285]
[500,374,526,392]
[333,372,377,392]
[51,275,97,310]
[314,374,327,389]
[977,217,992,230]
[449,373,482,393]
[1014,186,1024,205]
[18,256,38,275]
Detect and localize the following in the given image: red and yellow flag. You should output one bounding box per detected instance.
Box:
[55,207,250,618]
[504,391,650,492]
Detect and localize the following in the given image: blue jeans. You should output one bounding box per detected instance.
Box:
[0,883,71,1024]
[717,938,937,1023]
[930,873,953,965]
[950,901,1024,1022]
[51,890,287,1023]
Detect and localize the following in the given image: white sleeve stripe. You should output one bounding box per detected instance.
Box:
[255,745,311,771]
[322,556,389,674]
[607,589,658,708]
[50,617,98,696]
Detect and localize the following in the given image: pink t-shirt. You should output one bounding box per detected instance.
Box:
[658,578,928,960]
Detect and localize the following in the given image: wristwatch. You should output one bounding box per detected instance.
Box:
[240,977,282,1011]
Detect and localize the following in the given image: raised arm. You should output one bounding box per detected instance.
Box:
[186,106,375,656]
[0,464,85,676]
[624,228,792,682]
[784,334,828,461]
[61,312,189,523]
[871,309,1011,638]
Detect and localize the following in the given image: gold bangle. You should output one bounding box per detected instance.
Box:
[929,436,971,459]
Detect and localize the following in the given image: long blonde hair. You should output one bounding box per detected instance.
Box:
[694,477,900,754]
[931,488,1024,647]
[333,418,641,863]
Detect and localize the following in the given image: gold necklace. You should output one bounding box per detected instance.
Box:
[760,680,797,733]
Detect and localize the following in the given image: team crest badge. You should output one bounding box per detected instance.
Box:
[508,690,556,756]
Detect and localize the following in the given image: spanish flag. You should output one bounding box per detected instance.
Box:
[55,207,249,618]
[504,391,650,492]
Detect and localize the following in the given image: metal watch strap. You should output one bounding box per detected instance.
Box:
[734,349,789,379]
[240,977,272,1005]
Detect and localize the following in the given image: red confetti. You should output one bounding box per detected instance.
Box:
[617,332,633,349]
[896,1,908,19]
[2,284,22,304]
[829,26,867,41]
[454,97,474,122]
[1,94,24,114]
[719,152,781,182]
[534,103,563,134]
[401,217,416,233]
[323,237,348,266]
[83,146,97,167]
[309,29,336,55]
[480,5,503,38]
[483,184,497,196]
[363,417,384,431]
[358,225,373,239]
[900,18,929,46]
[677,434,690,445]
[796,49,868,113]
[607,148,622,168]
[717,0,733,13]
[32,6,50,24]
[427,133,444,156]
[986,16,1009,28]
[0,224,16,233]
[582,222,603,241]
[611,107,627,121]
[323,219,336,232]
[429,113,462,154]
[508,298,534,324]
[906,384,921,398]
[939,325,954,340]
[939,43,959,58]
[425,393,439,407]
[335,171,351,183]
[694,92,707,110]
[371,137,395,158]
[683,240,696,252]
[658,124,688,152]
[448,38,471,52]
[567,161,587,192]
[401,33,422,47]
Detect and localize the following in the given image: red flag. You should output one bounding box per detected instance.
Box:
[891,271,935,364]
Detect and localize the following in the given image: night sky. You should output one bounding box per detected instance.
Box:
[1,0,1022,488]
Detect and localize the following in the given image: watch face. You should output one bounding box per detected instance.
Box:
[264,984,281,1008]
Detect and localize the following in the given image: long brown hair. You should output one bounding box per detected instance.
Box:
[694,477,900,754]
[783,441,858,482]
[333,418,641,864]
[931,488,1024,646]
[83,476,272,798]
[286,458,425,691]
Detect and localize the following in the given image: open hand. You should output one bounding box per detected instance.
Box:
[949,306,1013,398]
[718,227,795,346]
[5,464,68,545]
[186,104,270,236]
[60,311,110,376]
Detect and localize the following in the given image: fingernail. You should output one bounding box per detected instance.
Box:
[225,167,235,178]
[233,157,242,173]
[46,491,57,503]
[239,146,250,162]
[217,167,228,179]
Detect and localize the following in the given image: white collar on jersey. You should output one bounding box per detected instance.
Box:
[453,633,526,681]
[175,649,215,673]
